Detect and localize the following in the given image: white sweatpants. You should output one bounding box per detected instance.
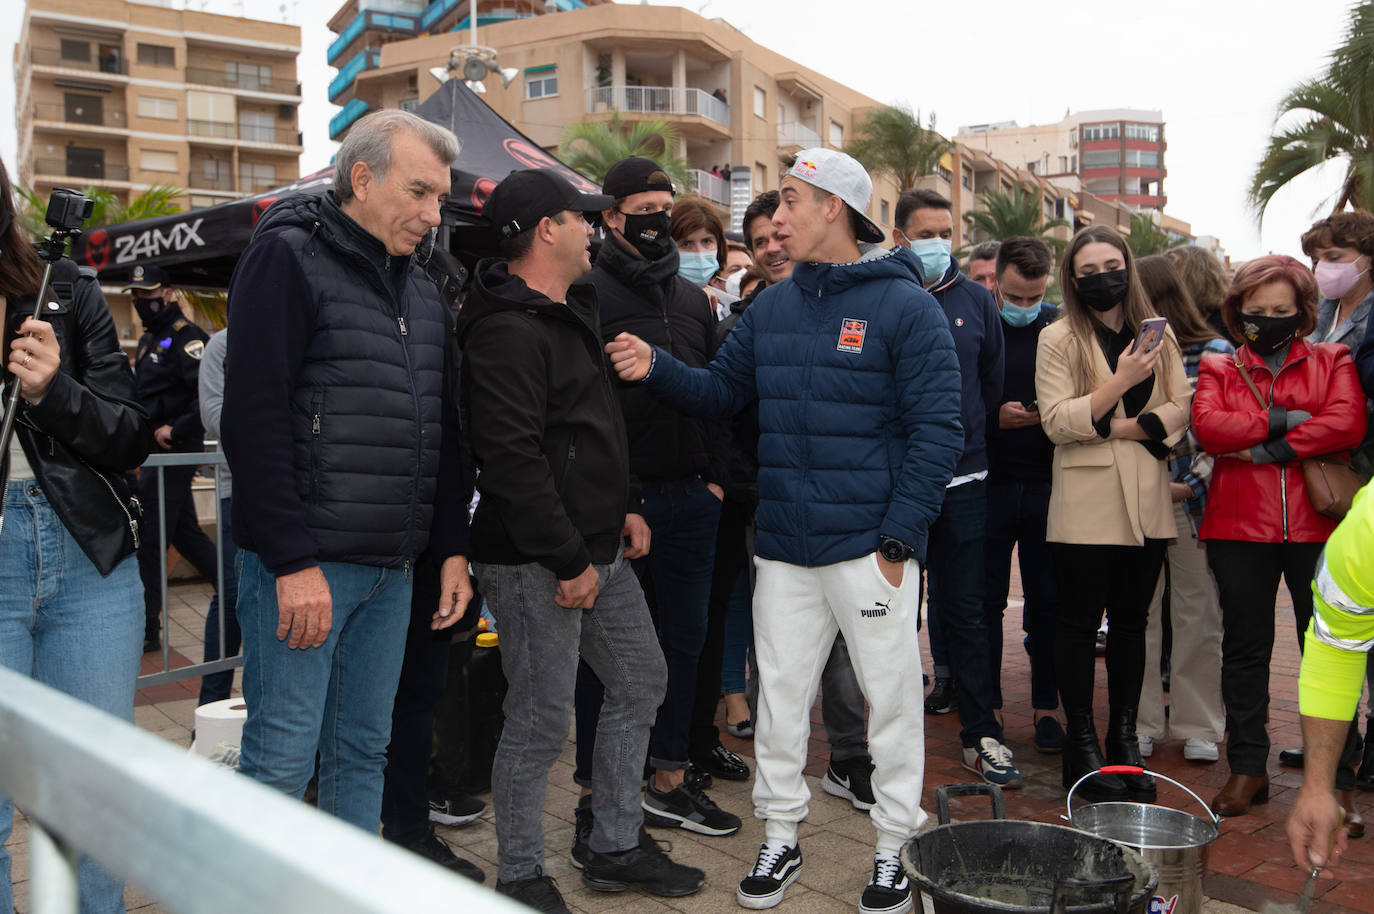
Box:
[752,552,927,856]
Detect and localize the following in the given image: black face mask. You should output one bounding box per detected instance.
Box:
[1075,269,1129,312]
[618,210,674,261]
[133,296,165,325]
[1240,313,1300,356]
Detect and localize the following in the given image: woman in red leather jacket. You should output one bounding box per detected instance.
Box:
[1194,254,1367,823]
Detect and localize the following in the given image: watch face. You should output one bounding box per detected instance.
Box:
[881,542,903,562]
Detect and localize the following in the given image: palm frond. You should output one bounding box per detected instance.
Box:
[845,105,952,192]
[559,112,691,191]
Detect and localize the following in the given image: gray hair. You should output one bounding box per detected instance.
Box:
[969,240,1001,262]
[334,109,460,203]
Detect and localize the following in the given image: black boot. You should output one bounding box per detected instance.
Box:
[1105,706,1157,803]
[1062,708,1128,802]
[1358,718,1374,791]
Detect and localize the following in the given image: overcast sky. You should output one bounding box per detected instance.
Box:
[2,0,1359,262]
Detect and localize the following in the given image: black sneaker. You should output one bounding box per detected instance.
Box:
[642,779,741,836]
[859,854,912,914]
[400,827,484,882]
[821,756,876,810]
[428,791,485,826]
[581,842,705,897]
[496,872,570,913]
[736,842,802,909]
[924,677,955,715]
[571,795,663,869]
[691,744,751,781]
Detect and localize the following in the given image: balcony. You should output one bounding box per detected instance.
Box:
[777,122,821,149]
[189,172,235,191]
[329,48,380,102]
[31,102,129,131]
[689,168,729,206]
[327,8,419,65]
[586,86,729,128]
[187,119,236,139]
[330,98,372,140]
[29,47,126,75]
[188,120,302,146]
[34,157,130,182]
[185,67,301,97]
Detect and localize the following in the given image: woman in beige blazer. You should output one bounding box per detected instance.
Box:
[1035,225,1192,804]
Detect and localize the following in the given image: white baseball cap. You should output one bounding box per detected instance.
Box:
[784,148,884,243]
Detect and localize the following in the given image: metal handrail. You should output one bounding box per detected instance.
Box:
[0,665,523,913]
[585,85,730,127]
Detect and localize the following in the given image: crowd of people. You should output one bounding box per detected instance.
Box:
[1,105,1373,914]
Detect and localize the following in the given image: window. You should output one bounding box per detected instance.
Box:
[137,43,174,67]
[1070,155,1076,172]
[754,161,767,194]
[524,66,557,100]
[1058,156,1069,172]
[240,161,275,191]
[829,120,844,147]
[1082,149,1120,169]
[60,40,90,62]
[880,199,890,224]
[961,172,972,190]
[1054,199,1068,219]
[753,86,766,118]
[1027,161,1038,175]
[399,97,419,113]
[226,61,273,91]
[137,95,178,120]
[64,93,104,125]
[139,149,178,173]
[187,90,236,125]
[1125,123,1159,142]
[1085,177,1119,195]
[1082,123,1120,142]
[1125,149,1160,168]
[936,164,952,182]
[1044,197,1055,220]
[202,158,229,188]
[189,195,219,209]
[239,111,275,142]
[66,147,104,179]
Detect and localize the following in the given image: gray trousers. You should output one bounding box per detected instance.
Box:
[822,633,870,761]
[474,550,667,882]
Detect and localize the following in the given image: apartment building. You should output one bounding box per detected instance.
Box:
[16,0,303,212]
[327,2,903,236]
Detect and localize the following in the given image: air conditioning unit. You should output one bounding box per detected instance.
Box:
[277,104,294,120]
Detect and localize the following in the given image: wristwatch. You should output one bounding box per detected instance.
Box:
[878,535,913,563]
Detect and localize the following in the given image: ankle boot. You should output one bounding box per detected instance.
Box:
[1211,773,1269,817]
[1062,708,1128,802]
[1357,719,1374,790]
[1105,706,1157,803]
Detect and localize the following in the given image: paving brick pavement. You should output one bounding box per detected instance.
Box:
[6,558,1371,912]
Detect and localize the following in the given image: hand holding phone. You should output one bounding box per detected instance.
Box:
[1134,317,1168,354]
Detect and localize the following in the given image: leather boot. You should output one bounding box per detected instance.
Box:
[1357,719,1374,790]
[1062,708,1128,802]
[1210,773,1269,817]
[1337,789,1365,838]
[1105,706,1157,803]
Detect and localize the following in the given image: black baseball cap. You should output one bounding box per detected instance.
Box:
[486,169,613,240]
[602,156,675,200]
[123,264,171,292]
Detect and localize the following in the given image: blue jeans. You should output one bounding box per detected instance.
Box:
[983,480,1060,711]
[0,482,142,914]
[924,480,999,746]
[199,496,241,705]
[721,567,752,695]
[575,476,719,776]
[236,551,412,832]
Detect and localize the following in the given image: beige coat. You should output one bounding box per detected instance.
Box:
[1034,319,1193,546]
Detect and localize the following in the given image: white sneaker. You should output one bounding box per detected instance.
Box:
[1137,735,1154,758]
[1184,738,1219,762]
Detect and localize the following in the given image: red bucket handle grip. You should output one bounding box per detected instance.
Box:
[1097,765,1145,776]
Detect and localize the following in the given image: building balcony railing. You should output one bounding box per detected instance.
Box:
[586,86,729,128]
[187,119,237,139]
[330,98,372,140]
[189,172,235,191]
[187,120,302,145]
[185,67,301,96]
[776,122,821,148]
[329,47,381,102]
[29,46,126,74]
[689,168,729,206]
[31,102,129,129]
[327,8,419,65]
[34,157,130,182]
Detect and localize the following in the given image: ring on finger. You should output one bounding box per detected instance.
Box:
[22,355,33,368]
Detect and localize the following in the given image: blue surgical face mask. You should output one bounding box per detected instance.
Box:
[677,249,719,287]
[906,237,951,284]
[999,299,1042,328]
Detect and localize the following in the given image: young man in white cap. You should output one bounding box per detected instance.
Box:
[605,148,963,913]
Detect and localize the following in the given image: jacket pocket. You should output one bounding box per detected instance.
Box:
[1059,441,1115,468]
[555,431,578,488]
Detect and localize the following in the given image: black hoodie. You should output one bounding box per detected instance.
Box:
[458,259,632,579]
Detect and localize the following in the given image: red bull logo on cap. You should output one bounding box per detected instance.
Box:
[794,159,818,178]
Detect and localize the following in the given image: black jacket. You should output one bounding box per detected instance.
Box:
[4,260,151,574]
[458,259,631,579]
[716,289,760,512]
[222,192,464,575]
[134,302,208,450]
[578,236,728,486]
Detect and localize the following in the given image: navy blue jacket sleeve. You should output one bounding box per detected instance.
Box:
[221,233,319,576]
[979,291,1005,424]
[1358,314,1374,399]
[642,303,759,419]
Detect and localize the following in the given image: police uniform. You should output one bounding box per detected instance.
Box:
[126,264,220,651]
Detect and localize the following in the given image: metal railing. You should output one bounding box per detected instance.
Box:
[187,118,236,139]
[586,85,730,127]
[689,168,730,205]
[29,46,126,74]
[189,171,235,191]
[0,665,524,913]
[32,158,130,181]
[776,122,821,148]
[329,48,381,102]
[185,66,301,96]
[187,120,301,146]
[31,102,129,128]
[327,8,419,64]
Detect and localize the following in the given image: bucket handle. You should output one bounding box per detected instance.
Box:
[935,782,1005,826]
[1049,875,1133,914]
[1066,766,1220,826]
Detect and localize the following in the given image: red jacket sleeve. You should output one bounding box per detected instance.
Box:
[1193,353,1268,454]
[1282,347,1368,458]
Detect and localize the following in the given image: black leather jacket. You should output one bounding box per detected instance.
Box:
[3,261,152,574]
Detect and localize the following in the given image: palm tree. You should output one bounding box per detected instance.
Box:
[963,186,1068,253]
[560,112,692,191]
[1126,212,1187,258]
[844,105,952,192]
[1249,1,1374,220]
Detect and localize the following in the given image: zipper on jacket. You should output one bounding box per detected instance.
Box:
[76,451,141,550]
[398,316,408,336]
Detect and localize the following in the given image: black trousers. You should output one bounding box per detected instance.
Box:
[688,498,751,759]
[1050,540,1168,714]
[137,462,220,638]
[1207,539,1361,785]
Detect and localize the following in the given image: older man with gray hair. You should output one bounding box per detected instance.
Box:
[222,109,472,832]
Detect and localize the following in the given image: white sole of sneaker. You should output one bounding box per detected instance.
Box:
[858,894,912,914]
[1183,747,1219,762]
[736,866,801,909]
[429,809,484,827]
[960,760,1022,791]
[820,774,876,811]
[639,799,740,837]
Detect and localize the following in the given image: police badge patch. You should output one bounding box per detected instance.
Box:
[184,339,205,360]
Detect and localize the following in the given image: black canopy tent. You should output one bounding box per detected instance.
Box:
[68,79,602,290]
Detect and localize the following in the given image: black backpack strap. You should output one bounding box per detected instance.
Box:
[41,257,82,316]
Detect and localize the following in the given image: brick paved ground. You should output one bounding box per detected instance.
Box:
[6,553,1371,912]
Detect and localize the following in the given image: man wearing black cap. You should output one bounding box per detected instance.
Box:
[126,264,217,654]
[459,168,705,912]
[572,155,740,839]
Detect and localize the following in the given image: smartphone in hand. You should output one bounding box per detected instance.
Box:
[1134,317,1168,354]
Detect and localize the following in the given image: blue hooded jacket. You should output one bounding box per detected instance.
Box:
[644,244,962,566]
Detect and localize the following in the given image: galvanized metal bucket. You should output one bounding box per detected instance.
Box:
[1067,766,1221,914]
